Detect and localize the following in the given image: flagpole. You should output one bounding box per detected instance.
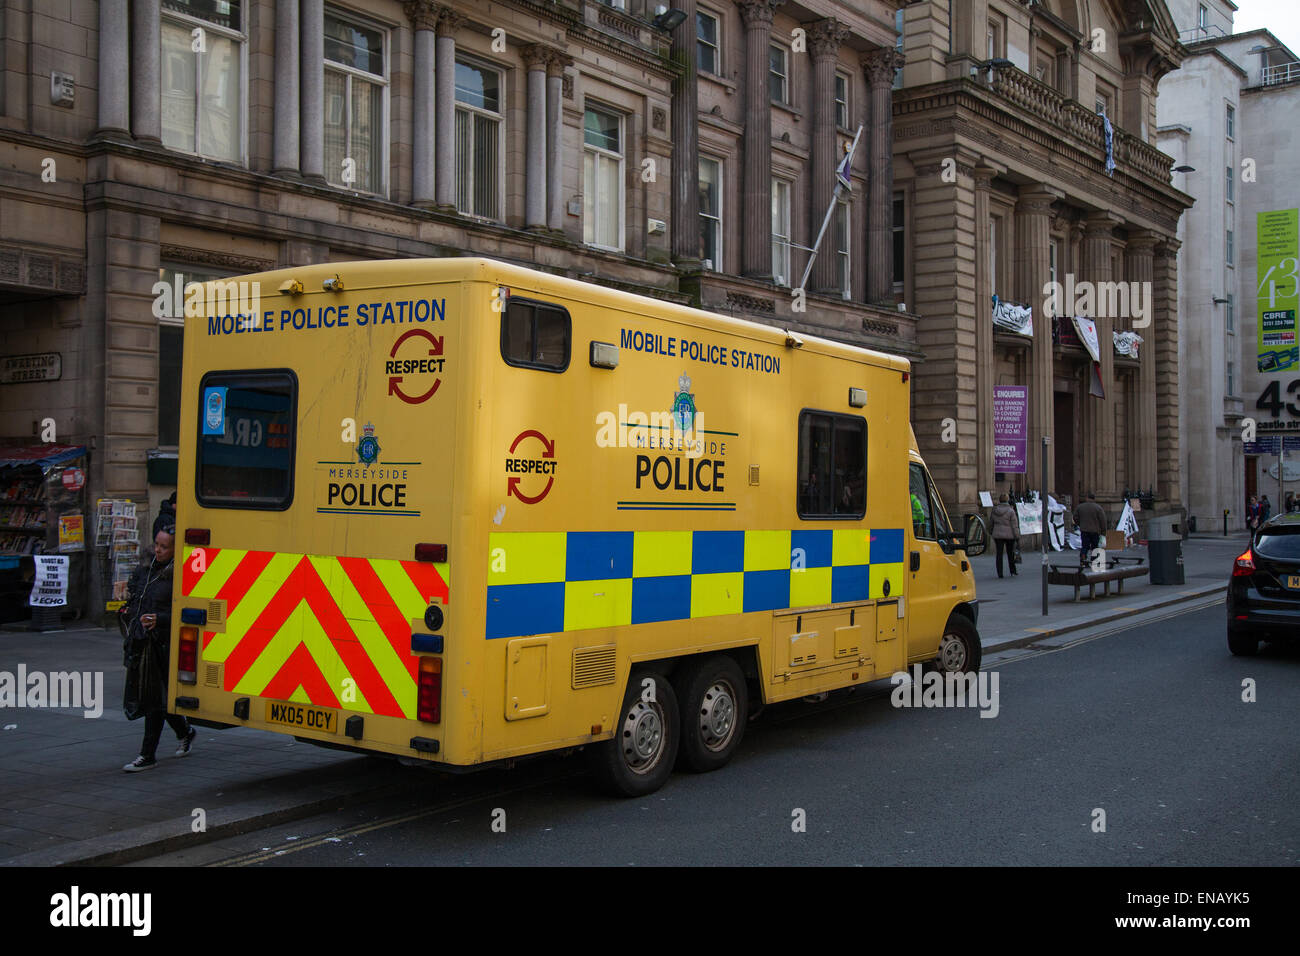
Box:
[797,125,863,294]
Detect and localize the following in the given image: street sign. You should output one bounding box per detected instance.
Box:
[0,352,61,384]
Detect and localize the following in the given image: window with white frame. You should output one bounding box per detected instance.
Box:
[1198,4,1208,31]
[1226,165,1234,202]
[1226,103,1235,139]
[584,107,624,251]
[1227,293,1235,333]
[769,44,788,104]
[699,157,722,271]
[160,0,244,163]
[834,72,849,129]
[893,8,904,90]
[455,59,504,220]
[1226,359,1234,396]
[324,10,386,194]
[835,199,850,299]
[1227,229,1234,266]
[771,178,791,286]
[697,10,720,76]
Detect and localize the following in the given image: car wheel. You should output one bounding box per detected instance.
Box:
[935,616,982,674]
[1227,627,1259,657]
[588,669,679,797]
[674,655,748,773]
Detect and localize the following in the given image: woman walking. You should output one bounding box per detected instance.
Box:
[991,494,1021,578]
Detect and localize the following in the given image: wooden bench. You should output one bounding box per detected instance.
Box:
[1047,557,1149,602]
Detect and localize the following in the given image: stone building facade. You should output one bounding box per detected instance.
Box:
[1159,6,1300,528]
[894,0,1191,520]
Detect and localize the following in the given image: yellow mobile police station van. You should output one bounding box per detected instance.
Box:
[170,257,987,795]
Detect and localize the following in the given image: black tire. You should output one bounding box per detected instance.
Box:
[1227,628,1259,657]
[935,615,982,674]
[674,655,748,773]
[588,669,679,797]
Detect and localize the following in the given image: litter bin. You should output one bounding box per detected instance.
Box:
[1147,514,1185,585]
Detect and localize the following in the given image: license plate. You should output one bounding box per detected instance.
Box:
[265,700,338,734]
[1288,575,1300,590]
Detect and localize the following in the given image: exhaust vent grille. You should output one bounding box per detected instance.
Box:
[204,662,221,688]
[572,645,617,689]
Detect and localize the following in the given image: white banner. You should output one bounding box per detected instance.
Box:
[1047,495,1067,551]
[1117,501,1140,542]
[992,296,1033,337]
[1114,330,1143,358]
[1072,317,1101,363]
[29,555,69,608]
[1016,501,1043,536]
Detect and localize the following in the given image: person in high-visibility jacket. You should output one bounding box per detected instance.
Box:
[911,491,928,536]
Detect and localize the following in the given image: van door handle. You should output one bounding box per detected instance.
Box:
[910,551,920,572]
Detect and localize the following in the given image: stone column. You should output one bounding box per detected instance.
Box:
[131,0,161,142]
[273,0,301,175]
[1154,238,1182,507]
[434,11,462,211]
[523,45,550,231]
[974,165,997,495]
[407,1,439,206]
[863,48,903,304]
[808,19,849,294]
[1015,186,1059,494]
[1084,213,1119,497]
[1127,230,1158,491]
[671,0,701,268]
[546,52,572,233]
[300,0,325,182]
[739,0,783,279]
[97,0,130,136]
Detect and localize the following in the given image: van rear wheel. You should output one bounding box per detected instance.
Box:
[675,655,748,773]
[935,616,982,674]
[588,669,679,797]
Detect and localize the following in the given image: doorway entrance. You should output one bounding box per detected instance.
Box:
[1054,391,1075,501]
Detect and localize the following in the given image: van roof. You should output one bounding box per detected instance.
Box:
[219,257,912,375]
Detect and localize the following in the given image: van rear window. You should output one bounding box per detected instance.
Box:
[501,298,571,371]
[196,370,296,510]
[797,410,866,519]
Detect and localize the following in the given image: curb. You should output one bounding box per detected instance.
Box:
[982,583,1227,654]
[1,776,409,868]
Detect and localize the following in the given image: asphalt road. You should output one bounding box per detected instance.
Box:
[137,603,1299,866]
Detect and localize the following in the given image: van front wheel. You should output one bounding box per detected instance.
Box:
[935,616,982,674]
[588,670,679,797]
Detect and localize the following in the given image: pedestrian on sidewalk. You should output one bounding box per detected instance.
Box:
[152,490,176,539]
[1074,493,1106,569]
[1246,495,1260,535]
[991,494,1020,578]
[120,525,195,772]
[1261,495,1272,524]
[1286,491,1295,514]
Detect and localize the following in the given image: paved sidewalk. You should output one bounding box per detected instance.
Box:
[0,534,1239,866]
[972,532,1239,650]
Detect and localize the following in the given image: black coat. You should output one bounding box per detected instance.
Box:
[120,557,175,720]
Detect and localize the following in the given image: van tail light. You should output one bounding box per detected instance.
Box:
[417,657,442,723]
[1233,549,1256,576]
[178,627,199,683]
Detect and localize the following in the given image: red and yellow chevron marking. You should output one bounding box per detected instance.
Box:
[181,547,449,720]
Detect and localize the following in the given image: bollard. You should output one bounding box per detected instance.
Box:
[1223,508,1229,537]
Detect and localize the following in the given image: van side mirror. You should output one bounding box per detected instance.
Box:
[960,514,988,557]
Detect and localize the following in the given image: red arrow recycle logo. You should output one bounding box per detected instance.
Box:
[507,430,556,504]
[388,328,444,405]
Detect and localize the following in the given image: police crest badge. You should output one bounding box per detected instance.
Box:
[671,373,696,432]
[356,422,382,465]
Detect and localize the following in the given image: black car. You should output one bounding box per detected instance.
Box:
[1227,512,1300,655]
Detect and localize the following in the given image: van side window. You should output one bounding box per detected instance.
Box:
[908,464,934,538]
[797,410,866,519]
[501,298,571,371]
[196,370,297,510]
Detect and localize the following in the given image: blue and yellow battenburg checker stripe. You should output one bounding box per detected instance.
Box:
[485,529,905,639]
